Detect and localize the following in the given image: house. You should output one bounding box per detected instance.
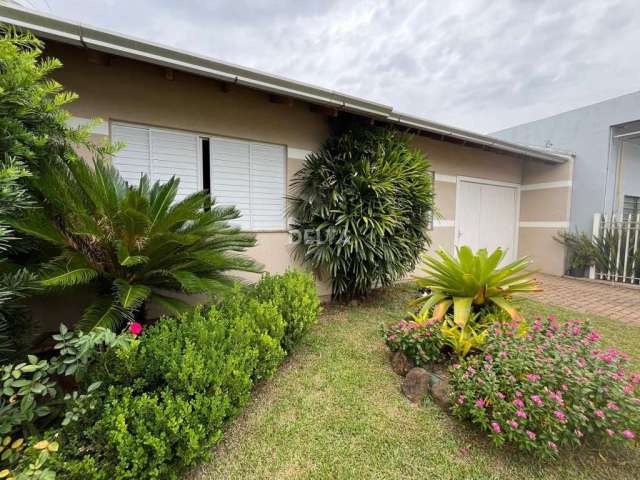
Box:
[1,5,574,286]
[493,91,640,236]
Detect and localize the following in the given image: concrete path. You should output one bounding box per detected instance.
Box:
[531,273,640,325]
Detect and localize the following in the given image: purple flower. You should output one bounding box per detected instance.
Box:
[623,430,635,440]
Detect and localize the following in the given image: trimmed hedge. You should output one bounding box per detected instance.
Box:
[254,270,320,352]
[52,271,319,479]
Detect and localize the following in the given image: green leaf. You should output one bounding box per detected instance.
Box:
[114,279,151,309]
[41,268,98,288]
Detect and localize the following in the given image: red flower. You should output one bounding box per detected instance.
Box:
[129,322,143,336]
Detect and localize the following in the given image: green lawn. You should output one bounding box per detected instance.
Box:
[191,284,640,480]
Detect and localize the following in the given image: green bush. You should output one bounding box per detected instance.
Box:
[254,270,320,352]
[56,282,298,478]
[382,318,447,366]
[289,120,435,300]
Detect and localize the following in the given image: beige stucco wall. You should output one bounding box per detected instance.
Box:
[517,159,573,275]
[45,40,571,300]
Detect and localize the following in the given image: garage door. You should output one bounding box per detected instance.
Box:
[455,179,519,263]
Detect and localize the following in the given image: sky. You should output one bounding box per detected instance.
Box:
[14,0,640,133]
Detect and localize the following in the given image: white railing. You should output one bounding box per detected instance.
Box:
[589,212,640,284]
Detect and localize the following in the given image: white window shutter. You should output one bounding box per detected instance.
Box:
[150,130,200,202]
[210,138,252,230]
[250,143,285,230]
[112,123,200,202]
[111,124,150,186]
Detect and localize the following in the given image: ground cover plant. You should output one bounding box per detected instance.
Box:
[450,316,640,458]
[288,117,435,300]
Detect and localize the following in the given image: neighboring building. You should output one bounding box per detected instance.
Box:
[493,91,640,235]
[1,5,574,288]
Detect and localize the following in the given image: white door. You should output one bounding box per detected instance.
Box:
[455,179,519,263]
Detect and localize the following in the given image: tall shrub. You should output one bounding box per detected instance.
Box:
[0,26,86,359]
[289,120,435,299]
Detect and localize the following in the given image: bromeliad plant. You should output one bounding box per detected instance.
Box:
[10,156,259,331]
[412,246,541,357]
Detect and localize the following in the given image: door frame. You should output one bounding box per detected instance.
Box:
[453,176,521,259]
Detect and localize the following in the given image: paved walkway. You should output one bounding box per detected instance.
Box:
[531,274,640,325]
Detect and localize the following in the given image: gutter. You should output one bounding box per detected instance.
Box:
[0,4,570,164]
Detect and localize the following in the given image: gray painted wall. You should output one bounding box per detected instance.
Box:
[492,90,640,234]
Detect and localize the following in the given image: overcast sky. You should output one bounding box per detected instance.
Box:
[16,0,640,133]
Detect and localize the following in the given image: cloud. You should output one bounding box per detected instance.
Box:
[21,0,640,133]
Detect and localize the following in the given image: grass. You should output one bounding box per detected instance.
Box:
[191,284,640,480]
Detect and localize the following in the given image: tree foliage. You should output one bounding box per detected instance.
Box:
[289,120,435,299]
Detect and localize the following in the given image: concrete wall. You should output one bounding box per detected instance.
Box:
[492,91,640,234]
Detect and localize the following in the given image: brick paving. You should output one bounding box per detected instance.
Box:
[529,274,640,325]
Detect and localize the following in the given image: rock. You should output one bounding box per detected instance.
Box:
[390,351,414,376]
[429,372,452,409]
[401,367,430,403]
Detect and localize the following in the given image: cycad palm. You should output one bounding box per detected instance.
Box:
[11,156,259,331]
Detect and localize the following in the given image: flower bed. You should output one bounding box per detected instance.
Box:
[450,316,640,457]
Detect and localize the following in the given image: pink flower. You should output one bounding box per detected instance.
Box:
[526,374,541,382]
[496,392,505,400]
[499,351,508,358]
[607,402,619,411]
[491,422,501,433]
[531,395,543,407]
[452,363,461,369]
[554,410,566,422]
[388,334,396,342]
[622,430,635,440]
[595,410,605,418]
[606,429,615,437]
[575,429,584,438]
[587,330,600,342]
[457,395,465,405]
[561,384,568,391]
[515,410,528,419]
[515,391,523,398]
[129,322,143,336]
[526,430,536,440]
[548,441,557,450]
[484,354,493,362]
[475,399,486,408]
[512,399,524,408]
[630,373,640,385]
[507,419,519,429]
